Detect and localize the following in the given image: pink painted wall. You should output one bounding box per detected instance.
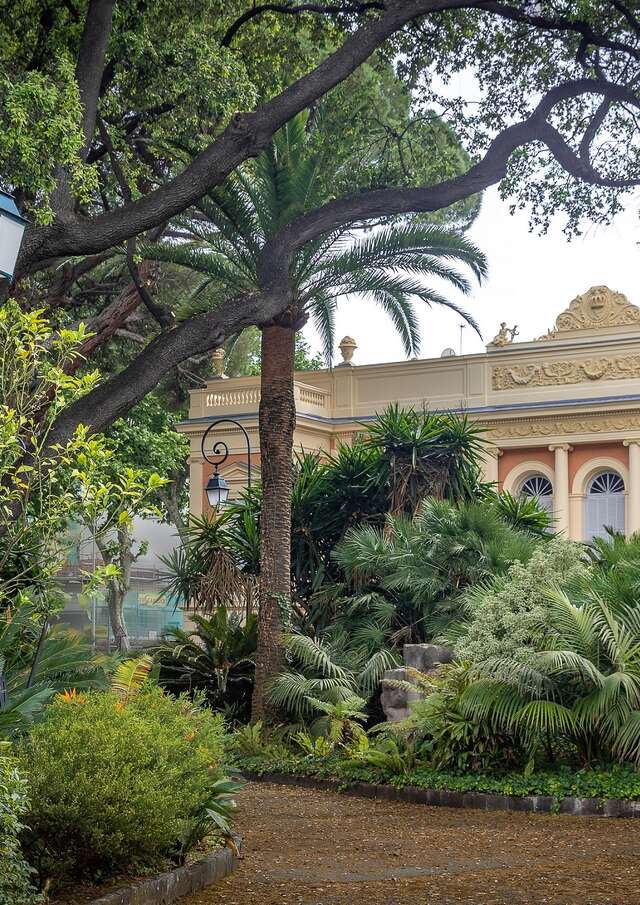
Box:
[498,447,554,490]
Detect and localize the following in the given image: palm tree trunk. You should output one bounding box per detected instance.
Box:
[251,323,296,721]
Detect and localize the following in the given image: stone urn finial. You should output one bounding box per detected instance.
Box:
[211,347,228,380]
[337,335,357,367]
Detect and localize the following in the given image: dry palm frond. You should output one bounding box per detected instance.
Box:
[194,548,256,614]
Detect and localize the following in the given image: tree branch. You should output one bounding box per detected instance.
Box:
[221,2,385,47]
[16,0,458,273]
[258,79,640,288]
[46,79,639,445]
[76,0,116,155]
[18,0,640,274]
[477,1,640,62]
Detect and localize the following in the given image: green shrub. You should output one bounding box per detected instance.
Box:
[0,750,41,905]
[20,687,227,881]
[400,663,526,771]
[455,537,587,663]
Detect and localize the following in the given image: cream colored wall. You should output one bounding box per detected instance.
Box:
[177,288,640,538]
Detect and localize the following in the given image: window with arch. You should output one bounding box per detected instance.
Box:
[585,470,625,540]
[519,474,553,515]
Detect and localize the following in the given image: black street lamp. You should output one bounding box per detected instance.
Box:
[201,418,252,508]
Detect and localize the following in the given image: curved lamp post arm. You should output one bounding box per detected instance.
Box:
[201,417,252,490]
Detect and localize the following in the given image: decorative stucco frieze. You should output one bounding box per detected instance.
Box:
[489,414,640,439]
[492,354,640,390]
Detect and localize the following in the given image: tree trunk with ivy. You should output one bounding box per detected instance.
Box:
[251,323,296,721]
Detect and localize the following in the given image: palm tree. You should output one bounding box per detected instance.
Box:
[146,112,487,719]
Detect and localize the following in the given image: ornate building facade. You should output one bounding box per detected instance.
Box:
[178,286,640,541]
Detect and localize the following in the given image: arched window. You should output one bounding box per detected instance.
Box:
[586,471,625,540]
[519,475,553,515]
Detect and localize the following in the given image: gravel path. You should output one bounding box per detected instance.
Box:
[181,781,640,905]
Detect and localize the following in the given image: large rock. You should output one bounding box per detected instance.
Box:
[403,643,453,673]
[381,644,454,722]
[380,668,422,722]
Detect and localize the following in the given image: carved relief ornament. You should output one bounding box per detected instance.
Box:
[492,353,640,390]
[491,415,640,440]
[538,286,640,340]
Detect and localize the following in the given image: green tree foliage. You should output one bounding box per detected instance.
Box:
[0,301,106,610]
[20,687,230,881]
[0,750,41,905]
[225,328,324,376]
[393,1,640,233]
[103,396,189,534]
[161,512,257,613]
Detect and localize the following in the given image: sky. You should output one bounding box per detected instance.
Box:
[304,186,640,366]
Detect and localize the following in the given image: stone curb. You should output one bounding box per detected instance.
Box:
[244,771,640,819]
[85,839,241,905]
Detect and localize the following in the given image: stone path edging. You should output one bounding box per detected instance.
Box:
[244,770,640,818]
[85,839,241,905]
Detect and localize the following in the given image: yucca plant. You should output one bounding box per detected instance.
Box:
[144,109,487,718]
[160,512,256,615]
[491,491,554,537]
[364,405,488,514]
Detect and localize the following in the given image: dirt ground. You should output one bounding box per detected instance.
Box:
[181,781,640,905]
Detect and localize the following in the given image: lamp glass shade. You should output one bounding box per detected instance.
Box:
[205,472,230,508]
[0,192,28,280]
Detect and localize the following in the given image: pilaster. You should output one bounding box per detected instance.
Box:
[549,444,572,535]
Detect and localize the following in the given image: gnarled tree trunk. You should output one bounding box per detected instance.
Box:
[251,323,295,720]
[96,524,134,653]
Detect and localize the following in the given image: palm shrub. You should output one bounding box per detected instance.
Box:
[391,663,526,771]
[333,497,541,643]
[268,631,398,723]
[459,586,640,766]
[0,605,110,738]
[19,686,230,882]
[155,605,257,721]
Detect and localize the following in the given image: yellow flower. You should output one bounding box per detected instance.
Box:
[184,730,197,742]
